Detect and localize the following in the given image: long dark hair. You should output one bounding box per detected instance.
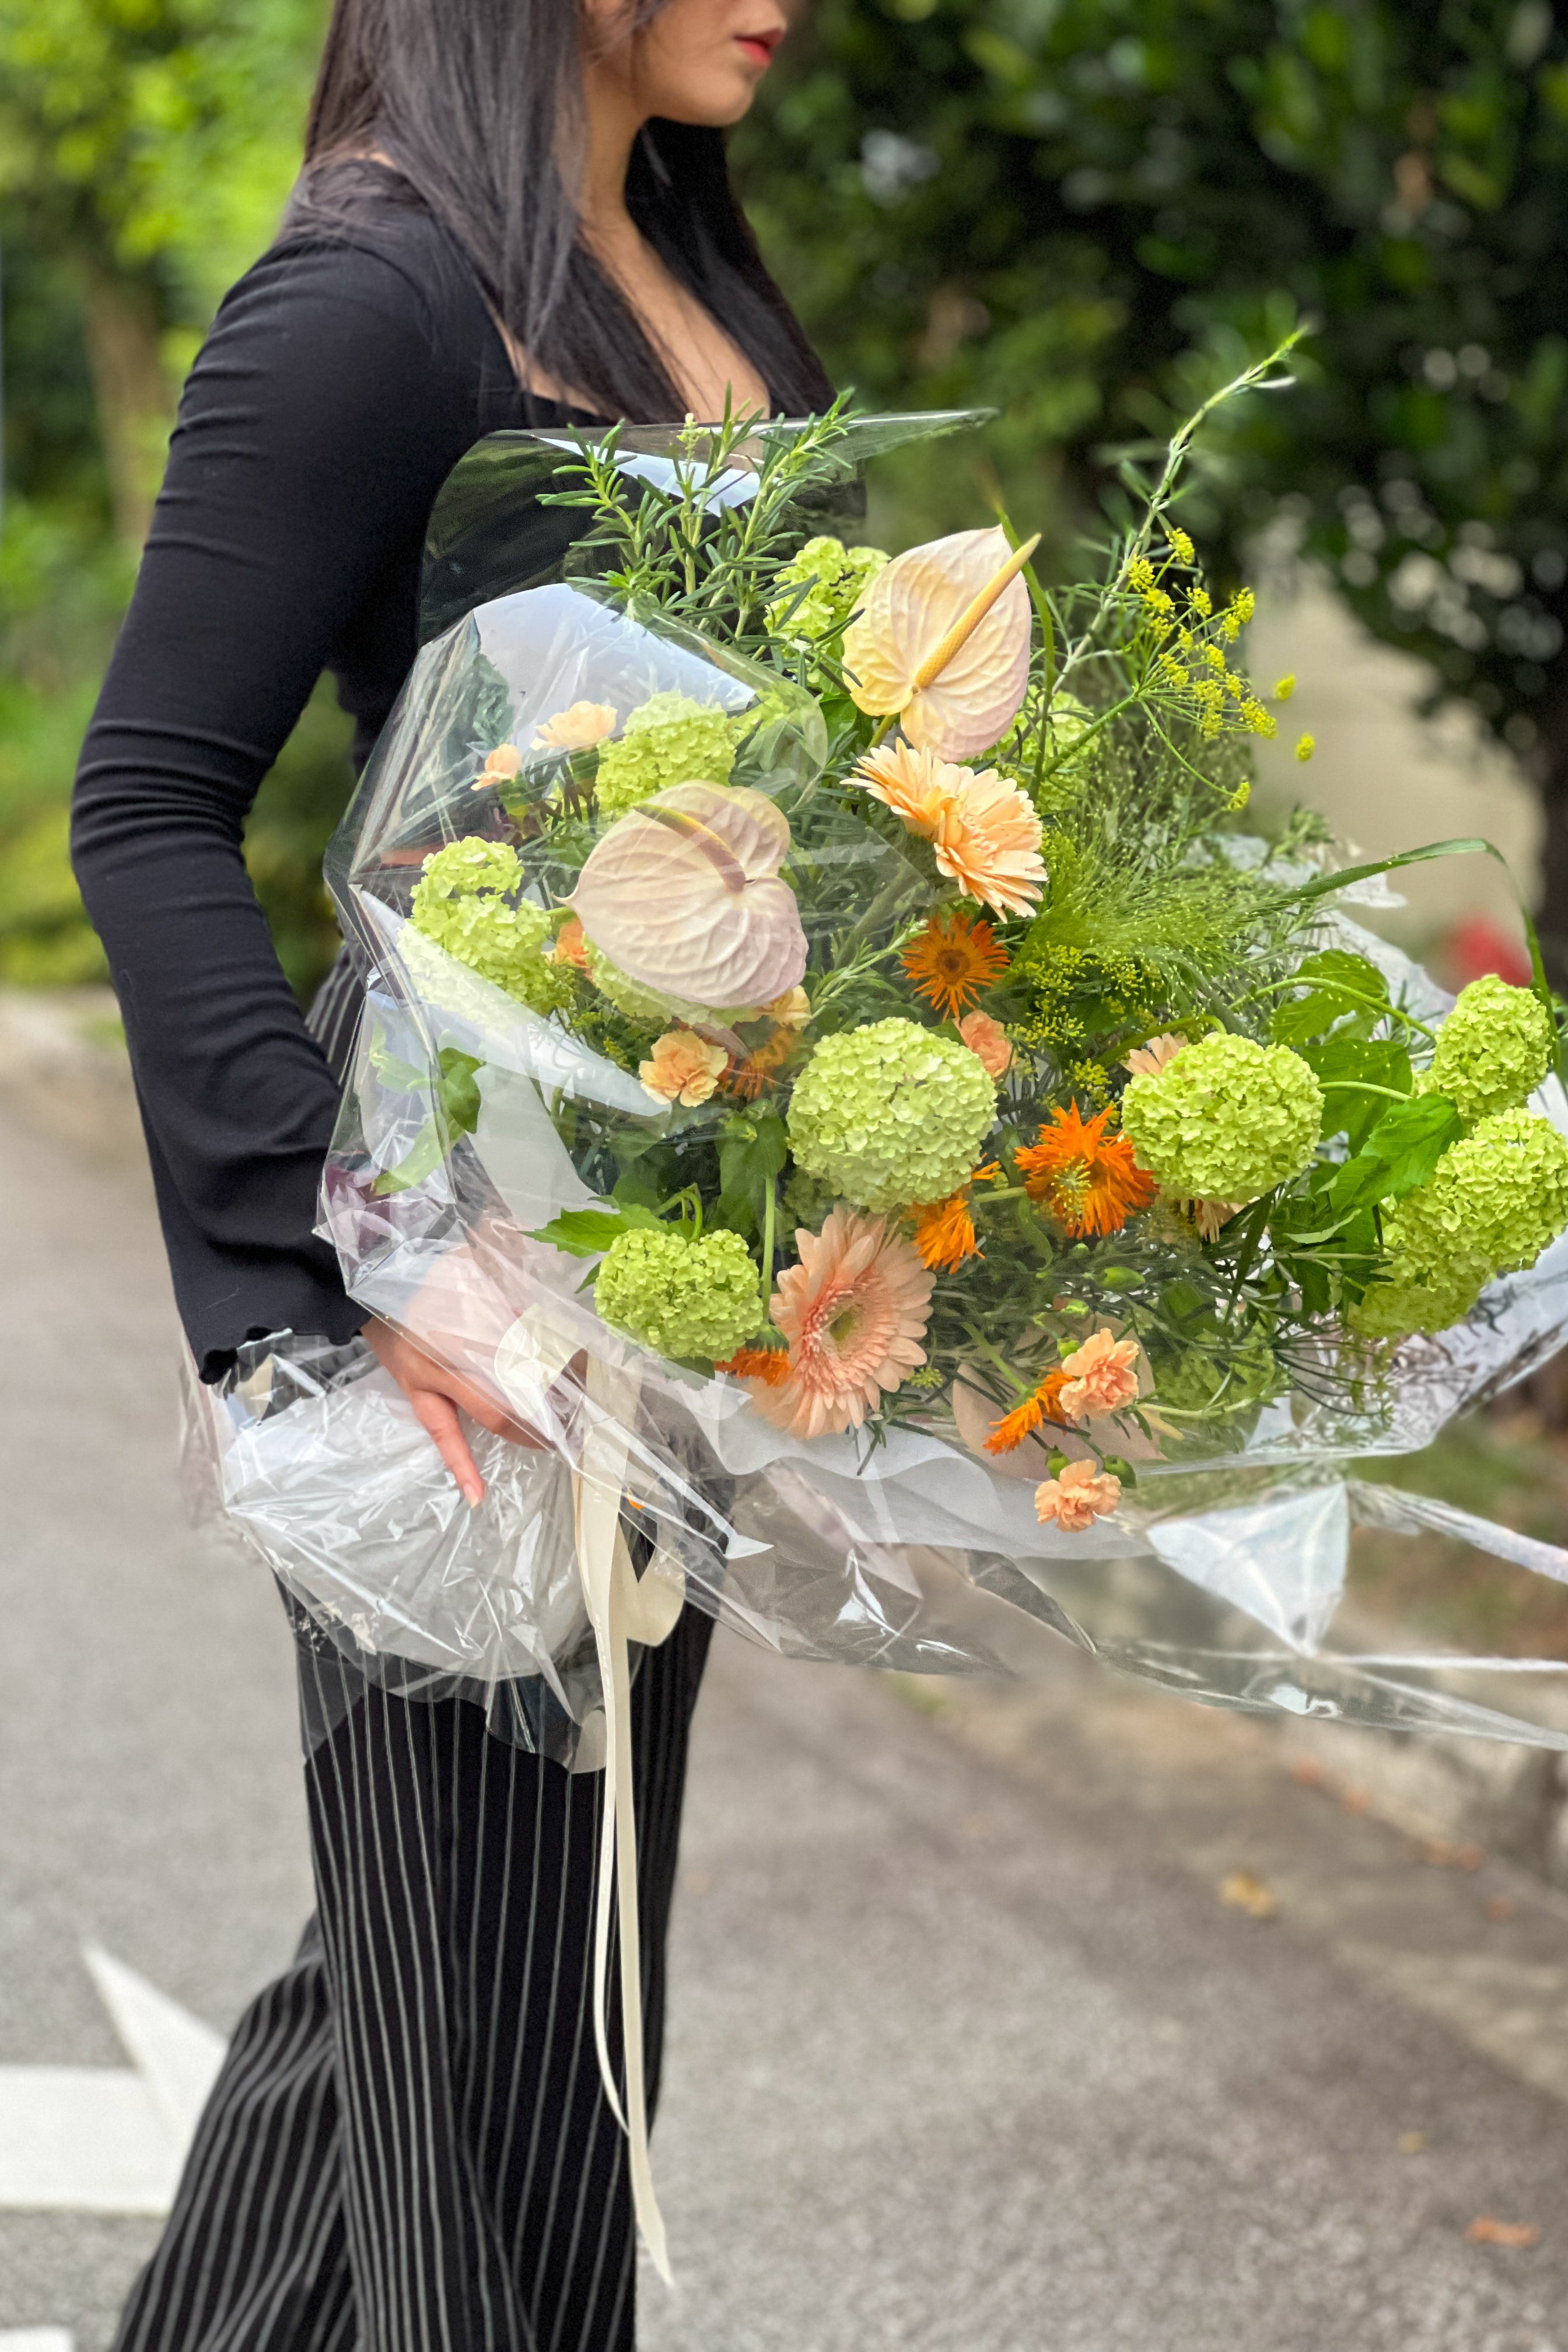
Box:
[284,0,833,423]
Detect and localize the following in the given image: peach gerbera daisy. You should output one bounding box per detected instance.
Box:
[910,1191,981,1272]
[1034,1458,1122,1531]
[901,908,1009,1020]
[985,1367,1071,1454]
[1014,1104,1157,1239]
[1122,1032,1188,1079]
[752,1208,935,1438]
[856,741,1045,919]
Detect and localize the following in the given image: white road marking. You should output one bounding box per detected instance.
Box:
[0,1947,225,2214]
[0,2332,76,2350]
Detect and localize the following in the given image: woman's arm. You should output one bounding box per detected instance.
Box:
[72,233,485,1384]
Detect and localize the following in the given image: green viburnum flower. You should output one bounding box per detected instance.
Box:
[1385,1108,1568,1290]
[1121,1033,1322,1202]
[765,536,888,649]
[787,1018,997,1213]
[594,1226,762,1362]
[1427,974,1554,1127]
[593,691,738,819]
[410,838,572,1015]
[583,939,670,1027]
[1348,1264,1486,1344]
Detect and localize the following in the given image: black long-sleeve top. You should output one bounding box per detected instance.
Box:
[72,192,584,1381]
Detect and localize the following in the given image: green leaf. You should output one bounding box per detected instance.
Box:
[527,1202,666,1259]
[436,1048,483,1135]
[1303,1035,1411,1149]
[717,1109,789,1203]
[371,1116,447,1198]
[1327,1090,1463,1216]
[1270,950,1390,1045]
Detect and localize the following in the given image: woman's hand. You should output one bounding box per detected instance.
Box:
[362,1317,547,1508]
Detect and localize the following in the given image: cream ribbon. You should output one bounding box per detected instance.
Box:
[494,1321,684,2284]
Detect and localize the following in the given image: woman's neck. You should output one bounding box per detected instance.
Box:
[576,61,646,270]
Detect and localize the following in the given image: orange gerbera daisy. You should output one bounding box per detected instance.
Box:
[715,1345,790,1387]
[1014,1104,1157,1239]
[985,1367,1071,1454]
[901,908,1009,1020]
[910,1191,981,1272]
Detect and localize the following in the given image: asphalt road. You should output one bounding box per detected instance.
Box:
[4,1097,1568,2351]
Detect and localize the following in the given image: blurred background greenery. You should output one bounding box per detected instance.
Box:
[2,0,1567,1006]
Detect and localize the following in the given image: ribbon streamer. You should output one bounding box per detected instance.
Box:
[496,1321,684,2284]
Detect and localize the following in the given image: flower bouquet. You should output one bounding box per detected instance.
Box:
[191,372,1568,2272]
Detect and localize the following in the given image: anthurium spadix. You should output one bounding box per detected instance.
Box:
[842,526,1038,761]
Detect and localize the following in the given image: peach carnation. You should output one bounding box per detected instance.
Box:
[958,1010,1013,1077]
[1034,1458,1122,1531]
[752,1208,935,1438]
[551,914,591,970]
[855,740,1045,919]
[534,699,618,751]
[473,742,522,789]
[1122,1032,1188,1079]
[639,1029,729,1107]
[1058,1328,1141,1419]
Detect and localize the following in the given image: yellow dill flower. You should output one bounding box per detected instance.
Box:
[1230,587,1255,624]
[1223,670,1247,699]
[1241,702,1278,737]
[1126,556,1156,592]
[1176,627,1196,655]
[1220,608,1242,642]
[1199,710,1222,739]
[1192,677,1224,708]
[1273,673,1296,702]
[1296,733,1316,762]
[1166,527,1195,564]
[1158,652,1188,688]
[1142,587,1174,620]
[1189,584,1213,618]
[1202,642,1226,674]
[1230,780,1252,811]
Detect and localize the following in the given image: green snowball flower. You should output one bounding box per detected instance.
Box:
[594,1226,762,1362]
[410,837,572,1014]
[583,939,670,1027]
[1122,1034,1322,1202]
[765,537,889,649]
[1385,1107,1568,1288]
[1428,973,1553,1127]
[594,691,738,820]
[787,1018,997,1213]
[1347,1264,1486,1344]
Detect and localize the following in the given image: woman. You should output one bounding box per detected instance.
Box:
[71,2,832,2344]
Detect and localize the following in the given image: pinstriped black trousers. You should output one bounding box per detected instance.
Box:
[111,1600,714,2352]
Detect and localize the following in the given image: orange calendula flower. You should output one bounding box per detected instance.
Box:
[985,1367,1070,1454]
[1014,1104,1157,1239]
[901,908,1009,1020]
[910,1191,981,1272]
[716,1345,790,1387]
[726,1024,798,1101]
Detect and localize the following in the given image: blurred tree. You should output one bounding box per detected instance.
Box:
[0,0,323,543]
[0,0,349,1003]
[738,0,1568,964]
